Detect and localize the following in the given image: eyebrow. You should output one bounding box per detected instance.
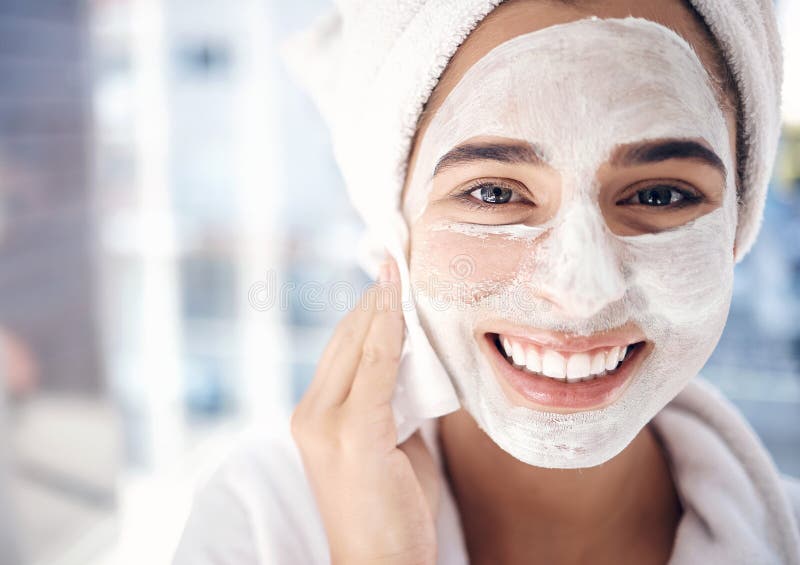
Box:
[611,139,726,177]
[432,141,545,177]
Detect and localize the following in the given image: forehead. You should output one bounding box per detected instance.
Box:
[423,19,725,172]
[399,14,737,224]
[415,0,732,145]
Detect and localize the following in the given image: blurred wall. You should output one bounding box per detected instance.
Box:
[0,3,118,565]
[0,1,100,393]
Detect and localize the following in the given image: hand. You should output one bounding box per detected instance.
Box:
[290,257,439,565]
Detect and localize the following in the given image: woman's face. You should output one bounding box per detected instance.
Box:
[401,1,739,468]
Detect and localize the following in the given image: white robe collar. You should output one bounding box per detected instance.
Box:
[420,377,800,564]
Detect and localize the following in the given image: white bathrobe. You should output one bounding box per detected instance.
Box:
[172,377,800,564]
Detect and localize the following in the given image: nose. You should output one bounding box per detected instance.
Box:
[531,203,626,319]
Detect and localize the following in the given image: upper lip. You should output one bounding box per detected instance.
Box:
[478,320,647,354]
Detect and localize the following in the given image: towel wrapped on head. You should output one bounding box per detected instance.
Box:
[283,0,782,267]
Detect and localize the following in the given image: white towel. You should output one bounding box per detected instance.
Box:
[647,378,800,563]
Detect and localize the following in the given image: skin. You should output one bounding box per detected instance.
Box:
[292,0,740,563]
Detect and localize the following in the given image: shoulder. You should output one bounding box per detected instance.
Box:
[172,419,329,565]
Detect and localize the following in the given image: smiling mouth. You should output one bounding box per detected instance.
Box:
[491,333,647,383]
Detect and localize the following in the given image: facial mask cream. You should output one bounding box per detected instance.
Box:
[393,16,736,468]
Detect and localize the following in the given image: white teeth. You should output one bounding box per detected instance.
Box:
[498,335,638,383]
[590,351,606,375]
[542,350,567,380]
[525,347,542,373]
[511,341,527,367]
[566,353,591,382]
[605,346,621,371]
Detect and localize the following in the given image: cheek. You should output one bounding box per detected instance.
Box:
[620,207,735,336]
[408,225,539,304]
[629,237,732,327]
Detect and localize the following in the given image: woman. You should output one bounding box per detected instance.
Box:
[174,0,799,563]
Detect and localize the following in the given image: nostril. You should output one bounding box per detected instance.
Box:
[535,270,626,320]
[549,295,622,320]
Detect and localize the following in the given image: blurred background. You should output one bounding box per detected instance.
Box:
[0,0,797,563]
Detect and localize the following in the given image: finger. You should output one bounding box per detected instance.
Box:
[309,288,374,390]
[303,284,380,408]
[347,257,404,407]
[398,430,440,516]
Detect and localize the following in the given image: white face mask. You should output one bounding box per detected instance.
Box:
[400,17,736,468]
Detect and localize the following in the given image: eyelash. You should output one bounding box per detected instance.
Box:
[452,180,705,210]
[616,183,705,209]
[453,179,532,211]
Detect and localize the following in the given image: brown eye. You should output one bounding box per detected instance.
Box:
[637,186,682,206]
[469,183,519,204]
[617,183,703,209]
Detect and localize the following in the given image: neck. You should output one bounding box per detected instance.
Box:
[438,409,682,564]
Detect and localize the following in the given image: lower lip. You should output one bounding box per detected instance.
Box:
[482,334,647,412]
